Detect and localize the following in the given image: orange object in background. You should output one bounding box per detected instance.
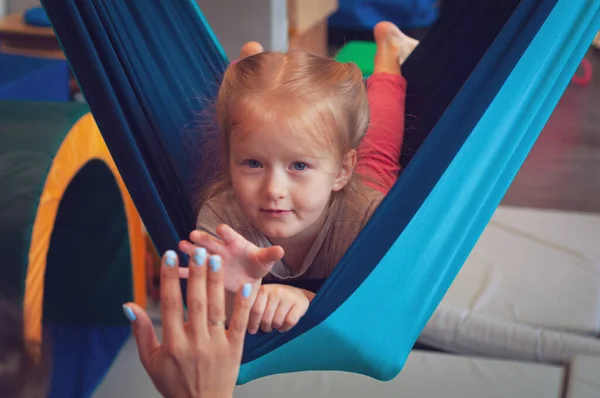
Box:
[18,109,147,345]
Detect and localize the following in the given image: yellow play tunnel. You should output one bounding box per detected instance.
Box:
[0,100,146,347]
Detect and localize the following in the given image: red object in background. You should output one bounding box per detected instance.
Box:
[571,57,593,86]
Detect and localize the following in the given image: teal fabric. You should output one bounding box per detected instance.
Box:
[40,0,228,256]
[237,0,600,383]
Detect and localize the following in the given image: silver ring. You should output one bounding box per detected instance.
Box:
[209,320,226,327]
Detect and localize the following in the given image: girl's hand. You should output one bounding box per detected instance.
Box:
[123,249,254,398]
[248,284,314,334]
[179,224,284,293]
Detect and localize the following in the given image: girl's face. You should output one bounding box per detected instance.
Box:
[229,120,354,243]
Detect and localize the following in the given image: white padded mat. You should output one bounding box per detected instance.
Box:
[565,355,600,398]
[440,206,600,334]
[420,205,600,362]
[95,328,565,398]
[234,351,564,398]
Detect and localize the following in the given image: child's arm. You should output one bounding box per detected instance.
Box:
[248,284,315,334]
[356,73,407,194]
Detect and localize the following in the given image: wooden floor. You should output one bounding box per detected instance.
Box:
[502,47,600,214]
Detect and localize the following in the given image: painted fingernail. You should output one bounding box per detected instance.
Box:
[242,283,252,298]
[165,250,177,267]
[194,247,207,266]
[122,305,136,322]
[209,255,221,272]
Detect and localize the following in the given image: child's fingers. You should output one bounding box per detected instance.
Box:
[256,245,284,265]
[251,246,284,277]
[186,247,209,341]
[260,297,278,333]
[248,290,267,334]
[178,267,189,279]
[206,255,227,336]
[188,230,226,257]
[215,223,246,246]
[227,283,254,348]
[280,304,307,332]
[272,301,293,331]
[160,250,186,344]
[178,240,194,255]
[177,240,199,279]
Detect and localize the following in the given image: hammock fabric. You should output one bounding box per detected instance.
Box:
[40,0,600,385]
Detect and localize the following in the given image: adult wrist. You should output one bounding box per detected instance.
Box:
[197,389,233,398]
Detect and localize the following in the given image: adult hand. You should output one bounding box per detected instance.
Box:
[122,247,254,398]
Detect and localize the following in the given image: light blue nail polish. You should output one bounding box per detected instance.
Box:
[194,247,207,266]
[242,283,252,298]
[165,250,177,267]
[122,305,136,322]
[209,255,221,272]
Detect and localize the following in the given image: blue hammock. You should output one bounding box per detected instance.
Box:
[40,0,600,386]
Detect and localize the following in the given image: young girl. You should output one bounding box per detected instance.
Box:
[179,22,416,335]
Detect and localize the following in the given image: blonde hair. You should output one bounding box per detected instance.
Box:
[199,50,371,208]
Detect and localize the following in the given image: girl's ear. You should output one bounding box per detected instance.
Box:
[333,149,357,191]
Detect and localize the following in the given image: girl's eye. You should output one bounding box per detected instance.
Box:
[292,162,308,171]
[244,159,262,168]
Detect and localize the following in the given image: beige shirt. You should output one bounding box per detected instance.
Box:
[196,186,383,282]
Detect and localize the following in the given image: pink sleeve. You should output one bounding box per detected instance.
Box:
[355,73,407,194]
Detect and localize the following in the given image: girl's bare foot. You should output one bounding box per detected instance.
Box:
[373,21,420,75]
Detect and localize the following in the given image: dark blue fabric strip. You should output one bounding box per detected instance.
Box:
[401,0,524,168]
[45,324,130,398]
[40,0,227,256]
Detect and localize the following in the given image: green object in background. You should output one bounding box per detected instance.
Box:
[0,101,88,299]
[335,41,377,77]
